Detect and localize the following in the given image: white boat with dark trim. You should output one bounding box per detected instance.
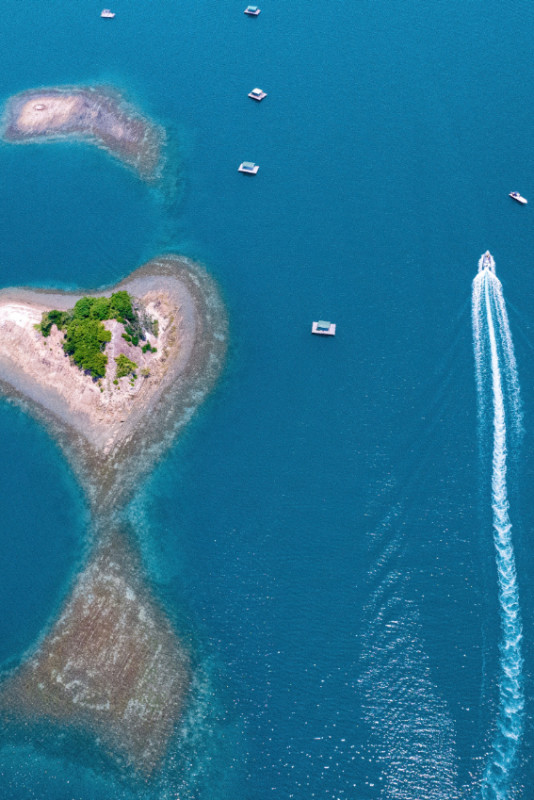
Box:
[509,191,527,205]
[100,8,116,18]
[312,320,336,336]
[478,250,496,274]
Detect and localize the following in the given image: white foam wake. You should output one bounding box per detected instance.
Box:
[472,267,524,800]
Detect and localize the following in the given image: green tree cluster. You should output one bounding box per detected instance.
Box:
[115,354,138,379]
[63,318,111,378]
[37,291,144,379]
[70,291,135,324]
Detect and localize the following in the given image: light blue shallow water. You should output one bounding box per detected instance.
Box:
[1,1,534,797]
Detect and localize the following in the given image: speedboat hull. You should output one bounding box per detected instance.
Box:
[509,192,527,205]
[478,250,496,274]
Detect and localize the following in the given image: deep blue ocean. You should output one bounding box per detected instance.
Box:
[1,1,534,798]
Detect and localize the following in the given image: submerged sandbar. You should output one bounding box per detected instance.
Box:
[0,530,190,774]
[1,86,165,181]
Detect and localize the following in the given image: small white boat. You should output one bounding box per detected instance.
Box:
[478,250,496,274]
[312,320,336,336]
[100,9,116,18]
[509,191,527,205]
[238,161,259,174]
[248,88,267,102]
[244,5,261,15]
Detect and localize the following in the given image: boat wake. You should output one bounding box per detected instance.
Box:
[472,259,524,800]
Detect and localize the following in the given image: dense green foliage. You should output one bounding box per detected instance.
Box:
[70,290,135,324]
[63,318,111,378]
[37,309,71,337]
[38,291,136,338]
[115,354,138,379]
[36,291,154,379]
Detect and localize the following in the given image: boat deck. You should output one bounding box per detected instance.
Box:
[312,322,336,336]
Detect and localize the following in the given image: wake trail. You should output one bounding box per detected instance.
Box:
[472,267,524,800]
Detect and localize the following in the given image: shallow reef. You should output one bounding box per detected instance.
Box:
[1,86,165,182]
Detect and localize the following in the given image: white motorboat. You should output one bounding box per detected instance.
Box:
[478,250,496,274]
[509,191,527,205]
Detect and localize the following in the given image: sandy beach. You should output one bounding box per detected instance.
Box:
[1,86,165,181]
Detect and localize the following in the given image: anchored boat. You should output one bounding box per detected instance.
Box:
[248,88,267,102]
[238,161,259,174]
[312,320,336,336]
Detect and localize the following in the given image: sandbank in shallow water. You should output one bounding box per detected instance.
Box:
[1,86,165,181]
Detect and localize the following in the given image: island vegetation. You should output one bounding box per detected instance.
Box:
[37,290,156,379]
[115,353,138,379]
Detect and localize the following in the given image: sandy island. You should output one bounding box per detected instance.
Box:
[0,255,227,776]
[0,255,227,513]
[1,86,165,181]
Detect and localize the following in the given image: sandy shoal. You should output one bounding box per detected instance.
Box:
[16,94,85,132]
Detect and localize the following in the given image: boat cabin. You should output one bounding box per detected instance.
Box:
[248,88,267,101]
[238,161,259,174]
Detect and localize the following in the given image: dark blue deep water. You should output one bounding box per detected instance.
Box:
[1,1,534,798]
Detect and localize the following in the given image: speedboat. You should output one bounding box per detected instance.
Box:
[478,250,496,273]
[100,9,116,18]
[509,191,527,204]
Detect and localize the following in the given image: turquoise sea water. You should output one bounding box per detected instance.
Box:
[1,0,534,797]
